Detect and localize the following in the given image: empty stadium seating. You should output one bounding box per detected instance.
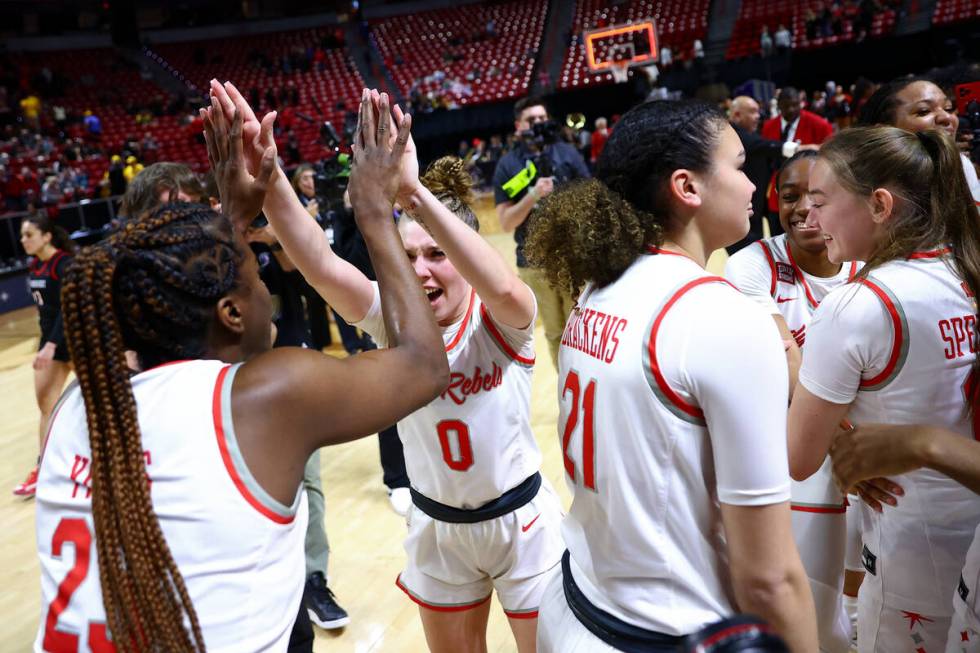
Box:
[934,0,980,25]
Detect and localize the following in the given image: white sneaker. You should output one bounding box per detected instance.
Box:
[388,487,411,516]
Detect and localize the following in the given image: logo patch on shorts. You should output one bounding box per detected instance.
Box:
[960,575,970,602]
[862,545,877,576]
[776,262,795,285]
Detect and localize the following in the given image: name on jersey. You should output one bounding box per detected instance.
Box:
[66,450,153,499]
[441,362,503,405]
[560,307,628,364]
[939,314,977,360]
[29,279,47,289]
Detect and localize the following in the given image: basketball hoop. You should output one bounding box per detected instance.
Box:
[611,63,629,84]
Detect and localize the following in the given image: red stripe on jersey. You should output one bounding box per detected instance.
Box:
[848,261,859,281]
[785,243,819,309]
[758,241,778,296]
[908,248,952,259]
[646,245,696,262]
[791,504,847,514]
[47,250,67,280]
[212,365,295,525]
[648,277,737,420]
[444,289,477,353]
[395,575,491,612]
[480,304,535,366]
[857,279,904,389]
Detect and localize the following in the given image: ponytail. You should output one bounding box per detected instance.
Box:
[25,213,77,254]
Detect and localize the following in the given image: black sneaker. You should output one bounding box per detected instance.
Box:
[305,572,350,630]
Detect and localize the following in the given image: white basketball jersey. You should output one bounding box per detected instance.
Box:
[356,283,541,509]
[559,248,792,635]
[34,360,307,653]
[801,249,980,615]
[726,235,860,514]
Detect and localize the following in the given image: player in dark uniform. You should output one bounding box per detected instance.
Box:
[14,213,75,497]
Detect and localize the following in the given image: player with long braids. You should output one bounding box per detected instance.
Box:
[32,95,447,652]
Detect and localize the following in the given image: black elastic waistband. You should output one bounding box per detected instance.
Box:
[410,472,541,523]
[561,550,685,653]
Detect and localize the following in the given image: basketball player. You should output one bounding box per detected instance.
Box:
[33,91,448,651]
[524,99,817,652]
[13,214,75,498]
[788,126,980,652]
[725,150,858,652]
[209,81,563,652]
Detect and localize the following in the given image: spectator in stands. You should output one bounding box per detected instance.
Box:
[82,110,101,140]
[761,26,774,57]
[727,95,813,253]
[774,24,792,54]
[20,93,40,129]
[693,39,705,60]
[761,87,833,219]
[123,155,144,183]
[805,9,820,40]
[660,45,673,67]
[493,96,590,369]
[591,116,609,165]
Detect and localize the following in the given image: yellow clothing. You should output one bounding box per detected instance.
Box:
[20,95,40,120]
[123,163,144,182]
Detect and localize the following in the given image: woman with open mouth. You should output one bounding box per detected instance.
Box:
[726,149,861,653]
[228,82,563,653]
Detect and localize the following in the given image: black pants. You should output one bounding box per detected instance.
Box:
[287,589,314,653]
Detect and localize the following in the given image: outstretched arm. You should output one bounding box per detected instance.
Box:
[387,104,534,329]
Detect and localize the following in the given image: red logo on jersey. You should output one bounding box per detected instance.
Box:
[521,514,540,532]
[441,363,503,405]
[776,262,796,285]
[776,296,797,304]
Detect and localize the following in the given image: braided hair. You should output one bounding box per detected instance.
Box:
[525,99,727,294]
[61,203,243,652]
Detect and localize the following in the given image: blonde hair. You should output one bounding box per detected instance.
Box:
[414,156,478,231]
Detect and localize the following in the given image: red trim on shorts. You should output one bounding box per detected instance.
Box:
[702,623,775,647]
[908,248,952,259]
[791,504,847,514]
[480,304,535,366]
[857,279,903,389]
[395,575,491,612]
[757,241,778,296]
[444,289,477,353]
[212,365,295,525]
[503,609,539,619]
[648,277,737,420]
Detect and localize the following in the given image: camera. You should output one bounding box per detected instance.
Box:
[519,119,560,150]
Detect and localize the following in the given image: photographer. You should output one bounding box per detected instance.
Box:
[493,96,590,368]
[292,163,365,353]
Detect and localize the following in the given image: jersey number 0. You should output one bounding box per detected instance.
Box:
[437,419,474,471]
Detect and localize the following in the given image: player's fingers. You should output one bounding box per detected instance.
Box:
[211,80,237,123]
[361,89,376,149]
[224,81,258,123]
[392,112,412,161]
[259,111,277,148]
[201,109,218,171]
[229,107,244,166]
[256,146,277,189]
[377,92,390,146]
[210,94,229,161]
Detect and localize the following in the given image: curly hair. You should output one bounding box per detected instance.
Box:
[61,203,243,651]
[525,99,727,294]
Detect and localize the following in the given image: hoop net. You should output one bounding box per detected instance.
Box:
[611,63,629,84]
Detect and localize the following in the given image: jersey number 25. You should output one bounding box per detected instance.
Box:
[560,371,598,491]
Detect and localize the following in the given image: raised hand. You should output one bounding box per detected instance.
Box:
[217,80,277,176]
[348,89,412,217]
[202,81,277,231]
